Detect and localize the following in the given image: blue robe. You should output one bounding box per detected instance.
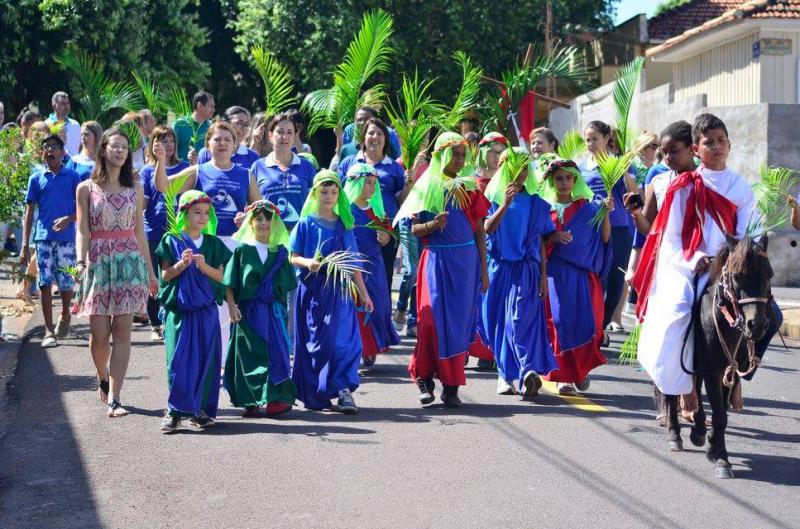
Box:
[482,193,558,388]
[289,216,363,410]
[351,206,401,355]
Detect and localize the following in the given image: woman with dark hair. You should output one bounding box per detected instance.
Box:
[139,125,190,341]
[75,128,158,417]
[197,106,260,169]
[337,117,414,297]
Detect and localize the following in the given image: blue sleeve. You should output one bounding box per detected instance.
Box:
[140,167,153,199]
[337,155,353,182]
[343,123,355,145]
[289,219,306,255]
[391,162,405,193]
[198,147,211,165]
[388,129,402,160]
[343,228,358,253]
[25,174,39,204]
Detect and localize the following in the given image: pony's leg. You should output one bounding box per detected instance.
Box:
[665,394,683,451]
[690,376,707,447]
[704,374,733,478]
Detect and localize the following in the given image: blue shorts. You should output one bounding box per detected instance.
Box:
[35,240,76,290]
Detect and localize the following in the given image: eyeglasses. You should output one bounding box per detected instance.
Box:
[42,143,62,151]
[107,144,129,152]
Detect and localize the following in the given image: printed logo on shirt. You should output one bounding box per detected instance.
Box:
[211,189,240,213]
[274,196,300,224]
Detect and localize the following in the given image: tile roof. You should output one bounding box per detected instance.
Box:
[648,1,800,57]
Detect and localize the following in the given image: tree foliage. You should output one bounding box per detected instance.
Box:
[654,0,691,17]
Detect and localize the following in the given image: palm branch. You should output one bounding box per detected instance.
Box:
[251,45,298,117]
[556,130,586,161]
[164,172,191,237]
[504,146,532,184]
[313,249,369,302]
[58,265,82,280]
[116,121,142,153]
[618,323,641,365]
[589,151,636,226]
[302,9,394,135]
[131,70,166,122]
[443,175,477,210]
[486,45,593,134]
[612,57,645,154]
[385,71,443,169]
[364,219,399,241]
[163,88,200,144]
[749,163,799,234]
[54,47,139,125]
[434,52,483,131]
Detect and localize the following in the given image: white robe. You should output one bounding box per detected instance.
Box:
[638,166,755,395]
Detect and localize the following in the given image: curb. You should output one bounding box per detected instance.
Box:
[779,307,800,341]
[0,309,41,441]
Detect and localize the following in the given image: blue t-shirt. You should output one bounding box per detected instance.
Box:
[289,215,358,266]
[645,162,670,185]
[195,162,250,237]
[197,145,260,171]
[25,166,81,242]
[251,152,316,230]
[337,153,406,219]
[65,157,94,181]
[140,161,191,241]
[487,193,555,263]
[342,123,402,160]
[580,159,636,229]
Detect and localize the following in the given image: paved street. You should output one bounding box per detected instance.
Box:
[1,303,798,529]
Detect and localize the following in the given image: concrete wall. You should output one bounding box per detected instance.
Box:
[549,82,800,286]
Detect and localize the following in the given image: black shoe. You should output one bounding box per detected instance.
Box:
[441,385,462,407]
[476,359,496,371]
[417,377,435,405]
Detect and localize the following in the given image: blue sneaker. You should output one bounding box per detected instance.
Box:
[337,389,358,414]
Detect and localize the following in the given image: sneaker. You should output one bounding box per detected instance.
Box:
[522,371,542,398]
[160,412,181,433]
[189,413,216,429]
[405,325,417,338]
[557,383,577,396]
[496,377,516,395]
[393,308,406,327]
[575,376,591,393]
[41,333,58,348]
[441,385,462,407]
[606,322,624,333]
[363,355,377,368]
[337,389,358,414]
[417,377,435,405]
[54,318,71,338]
[150,326,164,342]
[266,402,292,417]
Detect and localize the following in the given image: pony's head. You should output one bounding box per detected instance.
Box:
[709,236,773,342]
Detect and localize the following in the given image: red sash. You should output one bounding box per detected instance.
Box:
[631,170,737,320]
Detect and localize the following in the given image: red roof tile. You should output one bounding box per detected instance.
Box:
[648,0,744,41]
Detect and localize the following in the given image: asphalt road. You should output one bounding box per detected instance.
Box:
[1,306,798,529]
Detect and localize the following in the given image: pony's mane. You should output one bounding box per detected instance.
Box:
[708,237,773,283]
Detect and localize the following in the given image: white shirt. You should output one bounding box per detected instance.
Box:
[254,241,269,263]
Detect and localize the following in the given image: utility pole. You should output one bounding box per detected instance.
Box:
[544,0,555,98]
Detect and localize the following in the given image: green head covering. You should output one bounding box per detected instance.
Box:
[175,190,218,236]
[298,152,320,171]
[300,170,355,230]
[477,132,510,169]
[233,199,290,249]
[392,132,477,224]
[537,157,595,205]
[343,162,386,219]
[484,147,537,205]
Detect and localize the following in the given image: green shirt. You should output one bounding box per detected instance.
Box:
[222,244,296,304]
[173,117,210,162]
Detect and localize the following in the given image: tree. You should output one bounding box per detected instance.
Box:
[0,0,209,119]
[654,0,691,17]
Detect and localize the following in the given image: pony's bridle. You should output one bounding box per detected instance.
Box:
[713,264,771,391]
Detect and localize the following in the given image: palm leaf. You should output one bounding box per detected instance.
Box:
[131,70,165,121]
[590,151,635,226]
[556,130,586,161]
[116,121,142,153]
[434,51,483,131]
[385,71,443,169]
[618,323,641,365]
[58,265,82,280]
[314,249,370,302]
[364,219,399,241]
[251,45,298,117]
[164,172,191,237]
[302,9,394,135]
[612,57,645,154]
[749,163,799,234]
[163,88,201,144]
[443,176,477,210]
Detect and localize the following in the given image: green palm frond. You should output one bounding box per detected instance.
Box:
[164,172,191,237]
[434,51,483,131]
[58,266,82,280]
[302,9,394,135]
[131,70,165,121]
[504,146,532,179]
[116,121,142,153]
[398,224,420,271]
[163,88,201,144]
[590,151,635,226]
[251,45,298,117]
[618,323,641,365]
[612,57,645,154]
[749,163,799,234]
[54,47,139,125]
[364,220,399,241]
[314,249,369,302]
[556,130,587,161]
[486,45,593,133]
[443,176,477,210]
[385,71,443,169]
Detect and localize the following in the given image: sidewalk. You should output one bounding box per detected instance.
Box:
[774,287,800,339]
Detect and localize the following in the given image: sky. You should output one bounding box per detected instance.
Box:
[614,0,660,25]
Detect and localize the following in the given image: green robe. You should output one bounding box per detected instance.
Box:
[222,244,297,408]
[156,233,232,417]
